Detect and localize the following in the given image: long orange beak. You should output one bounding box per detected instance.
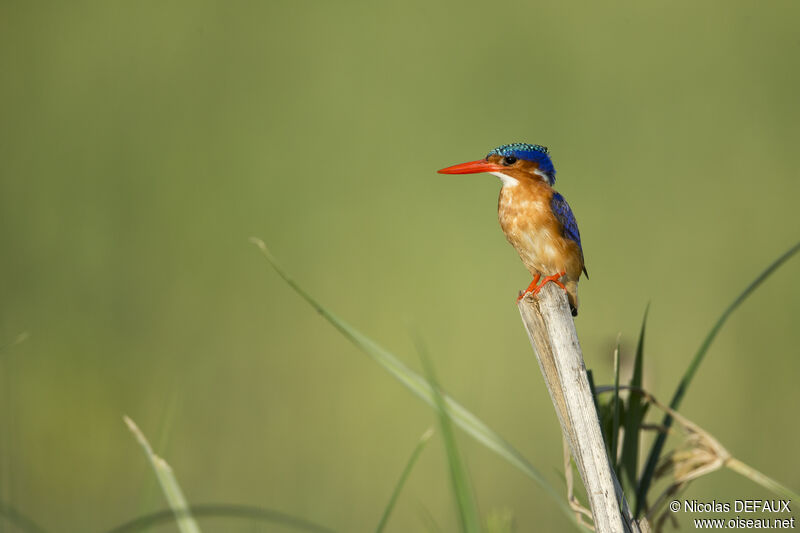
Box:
[437,159,504,174]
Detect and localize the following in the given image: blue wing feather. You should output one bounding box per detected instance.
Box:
[550,192,588,277]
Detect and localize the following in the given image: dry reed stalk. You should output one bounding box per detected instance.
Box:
[517,283,648,533]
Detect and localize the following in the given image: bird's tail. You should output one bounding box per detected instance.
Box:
[565,279,579,316]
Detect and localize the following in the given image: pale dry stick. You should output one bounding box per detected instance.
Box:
[518,283,649,533]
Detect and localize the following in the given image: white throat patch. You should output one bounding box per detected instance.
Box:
[490,172,520,188]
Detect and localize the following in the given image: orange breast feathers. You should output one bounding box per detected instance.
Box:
[497,182,584,303]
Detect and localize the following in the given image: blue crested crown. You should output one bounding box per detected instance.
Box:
[487,143,555,184]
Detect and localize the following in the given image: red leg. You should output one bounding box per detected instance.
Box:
[517,273,541,302]
[532,271,567,296]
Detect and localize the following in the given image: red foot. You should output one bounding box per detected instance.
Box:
[532,271,567,296]
[517,273,541,302]
[518,271,568,302]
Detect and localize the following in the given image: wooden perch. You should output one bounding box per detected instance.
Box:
[518,283,648,533]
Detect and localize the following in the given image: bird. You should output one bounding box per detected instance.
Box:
[437,143,587,315]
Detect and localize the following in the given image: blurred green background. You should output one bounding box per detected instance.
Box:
[1,1,799,531]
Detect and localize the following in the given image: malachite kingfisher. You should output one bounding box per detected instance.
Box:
[438,143,587,316]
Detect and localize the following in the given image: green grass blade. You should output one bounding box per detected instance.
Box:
[0,332,28,533]
[418,505,444,533]
[124,416,201,533]
[0,332,29,354]
[610,338,621,474]
[375,427,434,533]
[104,504,338,533]
[138,387,185,519]
[585,369,599,414]
[620,306,648,511]
[418,344,481,533]
[0,500,47,533]
[636,240,800,516]
[251,239,583,530]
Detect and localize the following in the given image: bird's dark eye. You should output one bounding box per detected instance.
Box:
[502,156,517,166]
